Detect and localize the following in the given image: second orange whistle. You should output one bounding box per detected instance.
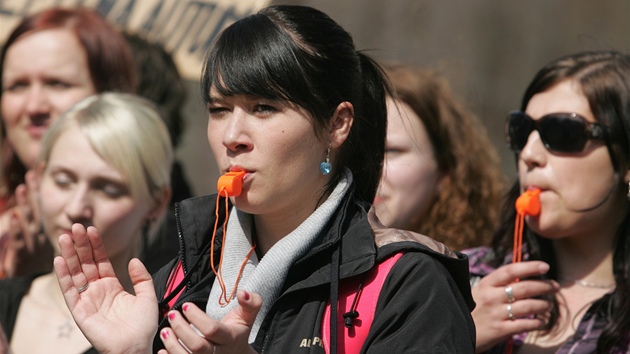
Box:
[217,171,245,197]
[515,189,541,216]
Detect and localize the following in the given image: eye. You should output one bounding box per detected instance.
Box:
[46,80,71,89]
[52,172,74,188]
[385,147,403,154]
[97,182,129,199]
[207,102,230,118]
[253,104,277,114]
[2,80,28,92]
[209,107,228,115]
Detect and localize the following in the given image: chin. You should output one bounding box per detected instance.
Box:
[526,219,564,240]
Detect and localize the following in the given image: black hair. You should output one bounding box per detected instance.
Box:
[492,50,630,352]
[200,5,391,202]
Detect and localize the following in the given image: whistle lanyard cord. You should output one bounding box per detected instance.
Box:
[506,211,525,354]
[210,190,256,306]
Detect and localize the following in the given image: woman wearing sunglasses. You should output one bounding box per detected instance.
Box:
[464,50,630,353]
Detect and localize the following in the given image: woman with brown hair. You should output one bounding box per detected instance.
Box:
[0,7,136,278]
[374,63,504,250]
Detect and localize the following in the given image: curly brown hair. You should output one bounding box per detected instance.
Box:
[383,63,505,250]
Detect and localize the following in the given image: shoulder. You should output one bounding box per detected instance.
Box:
[0,275,38,340]
[176,194,219,218]
[0,275,36,301]
[175,194,224,260]
[369,208,459,258]
[368,208,475,310]
[368,252,476,352]
[383,251,467,291]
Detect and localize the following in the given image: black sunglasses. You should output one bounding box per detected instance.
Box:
[505,111,606,153]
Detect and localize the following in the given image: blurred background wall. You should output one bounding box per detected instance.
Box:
[278,0,630,184]
[2,0,629,196]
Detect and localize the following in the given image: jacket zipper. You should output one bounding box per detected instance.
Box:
[174,203,189,289]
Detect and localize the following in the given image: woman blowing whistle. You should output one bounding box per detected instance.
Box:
[52,5,476,354]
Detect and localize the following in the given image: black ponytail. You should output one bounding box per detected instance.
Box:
[339,53,390,202]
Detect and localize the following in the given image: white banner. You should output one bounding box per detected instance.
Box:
[0,0,269,79]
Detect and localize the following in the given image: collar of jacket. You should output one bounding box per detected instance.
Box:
[172,185,475,311]
[173,184,377,291]
[371,208,476,311]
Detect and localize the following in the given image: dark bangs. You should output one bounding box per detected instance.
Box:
[201,14,321,117]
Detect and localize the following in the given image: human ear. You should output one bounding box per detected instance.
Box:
[328,101,354,148]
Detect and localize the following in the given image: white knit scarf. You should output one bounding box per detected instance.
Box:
[206,170,352,343]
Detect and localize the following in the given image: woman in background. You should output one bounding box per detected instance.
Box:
[0,93,172,354]
[0,7,136,278]
[374,63,504,250]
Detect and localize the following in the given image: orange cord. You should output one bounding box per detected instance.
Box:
[513,189,541,266]
[513,212,525,266]
[210,188,256,306]
[507,189,541,354]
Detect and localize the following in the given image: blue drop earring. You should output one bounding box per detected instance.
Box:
[320,146,332,175]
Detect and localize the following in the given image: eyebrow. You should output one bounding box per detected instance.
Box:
[208,93,279,104]
[207,95,223,104]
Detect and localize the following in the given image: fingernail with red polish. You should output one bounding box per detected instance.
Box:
[168,312,176,321]
[243,290,250,301]
[161,329,169,340]
[182,304,189,312]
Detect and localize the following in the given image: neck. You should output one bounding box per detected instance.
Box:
[554,232,615,288]
[254,189,332,256]
[43,272,71,313]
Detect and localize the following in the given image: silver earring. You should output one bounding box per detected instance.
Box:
[627,181,630,201]
[320,146,332,175]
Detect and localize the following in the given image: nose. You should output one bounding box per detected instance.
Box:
[25,85,51,117]
[64,184,93,223]
[222,108,253,153]
[519,130,547,169]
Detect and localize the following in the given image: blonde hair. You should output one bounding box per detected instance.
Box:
[39,92,173,217]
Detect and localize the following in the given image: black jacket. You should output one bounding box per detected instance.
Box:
[153,188,475,353]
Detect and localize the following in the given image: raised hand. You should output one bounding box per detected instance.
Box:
[14,171,54,274]
[0,209,16,279]
[472,261,559,353]
[54,224,158,354]
[0,171,53,278]
[158,290,262,354]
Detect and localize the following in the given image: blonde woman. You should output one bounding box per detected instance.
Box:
[0,93,172,354]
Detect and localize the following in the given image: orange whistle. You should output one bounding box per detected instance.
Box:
[515,189,541,216]
[217,171,245,197]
